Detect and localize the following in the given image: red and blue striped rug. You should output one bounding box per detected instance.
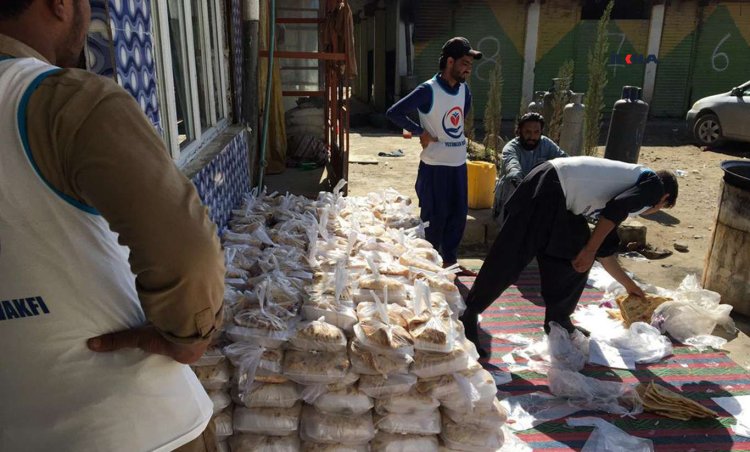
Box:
[459,266,750,451]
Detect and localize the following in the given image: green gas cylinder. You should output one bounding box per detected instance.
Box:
[604,86,649,163]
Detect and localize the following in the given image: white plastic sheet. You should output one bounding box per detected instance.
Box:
[547,368,642,416]
[713,395,750,438]
[566,417,654,452]
[500,392,582,431]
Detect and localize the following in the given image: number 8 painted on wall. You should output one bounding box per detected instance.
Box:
[474,36,501,82]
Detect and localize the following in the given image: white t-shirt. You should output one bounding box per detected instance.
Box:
[551,156,646,217]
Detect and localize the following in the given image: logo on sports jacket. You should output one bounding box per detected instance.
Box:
[442,106,463,139]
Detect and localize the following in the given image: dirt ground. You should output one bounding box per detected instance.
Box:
[348,120,750,290]
[347,120,750,367]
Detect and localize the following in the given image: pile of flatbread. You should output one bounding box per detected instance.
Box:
[615,294,672,327]
[636,381,718,420]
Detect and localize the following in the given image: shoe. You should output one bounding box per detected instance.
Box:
[454,265,478,277]
[459,311,489,358]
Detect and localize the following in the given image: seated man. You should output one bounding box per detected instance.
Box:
[494,112,567,222]
[462,156,678,357]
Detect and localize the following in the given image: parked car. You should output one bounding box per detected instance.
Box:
[686,80,750,145]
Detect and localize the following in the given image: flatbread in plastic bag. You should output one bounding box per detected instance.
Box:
[299,405,375,445]
[374,409,441,435]
[233,402,302,436]
[371,432,439,452]
[349,338,412,377]
[283,349,351,385]
[440,415,505,452]
[229,433,300,452]
[358,373,417,399]
[289,317,347,352]
[238,381,300,409]
[375,386,439,414]
[313,386,374,416]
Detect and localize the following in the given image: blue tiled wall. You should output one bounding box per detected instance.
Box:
[107,0,161,131]
[86,0,116,80]
[191,131,251,233]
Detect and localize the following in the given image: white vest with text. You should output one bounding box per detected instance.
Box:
[417,76,468,167]
[0,58,212,452]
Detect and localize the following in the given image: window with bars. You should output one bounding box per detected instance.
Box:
[152,0,231,160]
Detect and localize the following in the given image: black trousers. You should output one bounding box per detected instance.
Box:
[464,162,591,333]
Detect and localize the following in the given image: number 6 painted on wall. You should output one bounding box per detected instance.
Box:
[712,33,731,72]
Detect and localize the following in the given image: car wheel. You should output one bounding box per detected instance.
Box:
[693,113,723,146]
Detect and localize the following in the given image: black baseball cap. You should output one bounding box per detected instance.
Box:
[441,37,482,61]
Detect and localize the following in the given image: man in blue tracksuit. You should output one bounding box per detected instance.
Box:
[386,37,482,276]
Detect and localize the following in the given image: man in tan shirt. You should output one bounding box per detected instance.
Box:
[0,1,224,450]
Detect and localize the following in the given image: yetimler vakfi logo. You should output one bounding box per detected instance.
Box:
[609,53,659,65]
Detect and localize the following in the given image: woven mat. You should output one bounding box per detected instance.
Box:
[458,265,750,451]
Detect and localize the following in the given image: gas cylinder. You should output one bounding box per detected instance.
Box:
[528,91,545,114]
[604,86,649,163]
[542,79,560,124]
[560,92,585,156]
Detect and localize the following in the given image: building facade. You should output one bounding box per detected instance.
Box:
[350,0,750,119]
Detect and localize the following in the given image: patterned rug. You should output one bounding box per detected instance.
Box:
[458,266,750,451]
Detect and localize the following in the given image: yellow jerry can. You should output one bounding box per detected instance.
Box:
[466,160,496,209]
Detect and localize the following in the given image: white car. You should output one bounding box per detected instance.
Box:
[686,80,750,145]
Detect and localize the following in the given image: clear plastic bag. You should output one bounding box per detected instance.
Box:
[375,387,439,414]
[302,443,369,452]
[229,433,301,452]
[226,324,291,349]
[313,386,374,415]
[654,302,734,345]
[192,360,232,390]
[239,381,300,409]
[302,303,358,335]
[289,317,347,352]
[684,334,727,351]
[348,338,412,377]
[193,347,226,367]
[355,273,406,303]
[371,432,439,452]
[440,416,505,452]
[208,390,231,415]
[374,409,441,435]
[217,440,230,452]
[283,349,351,385]
[353,296,415,358]
[303,262,359,333]
[408,280,455,353]
[225,344,286,398]
[607,322,673,363]
[299,405,375,445]
[566,417,654,452]
[442,398,508,429]
[229,282,295,348]
[548,322,587,371]
[411,346,477,379]
[213,410,233,440]
[547,368,642,416]
[437,369,497,412]
[652,274,736,343]
[358,373,417,399]
[233,402,302,436]
[356,301,414,329]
